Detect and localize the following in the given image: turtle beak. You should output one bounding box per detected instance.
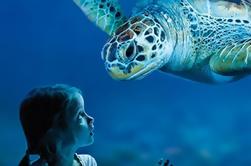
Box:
[105,60,159,80]
[106,62,144,80]
[106,63,144,80]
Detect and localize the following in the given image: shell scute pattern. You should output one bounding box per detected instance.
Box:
[178,0,251,64]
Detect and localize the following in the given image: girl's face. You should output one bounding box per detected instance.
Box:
[64,93,94,147]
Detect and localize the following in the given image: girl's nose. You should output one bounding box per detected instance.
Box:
[87,115,94,126]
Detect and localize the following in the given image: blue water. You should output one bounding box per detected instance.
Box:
[1,0,251,165]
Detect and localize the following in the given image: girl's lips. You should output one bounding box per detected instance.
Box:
[89,125,94,135]
[89,125,94,130]
[90,129,94,136]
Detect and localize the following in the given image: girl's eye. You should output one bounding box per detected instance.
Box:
[78,111,86,120]
[80,112,86,117]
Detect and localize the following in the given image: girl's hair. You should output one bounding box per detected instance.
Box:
[19,84,82,166]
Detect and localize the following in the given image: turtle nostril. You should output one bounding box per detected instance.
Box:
[136,55,145,61]
[125,43,135,58]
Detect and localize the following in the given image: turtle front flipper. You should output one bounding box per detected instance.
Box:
[73,0,127,35]
[210,39,251,76]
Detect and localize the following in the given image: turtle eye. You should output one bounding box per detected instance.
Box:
[125,42,135,58]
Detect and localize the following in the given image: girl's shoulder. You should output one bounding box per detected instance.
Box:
[76,153,97,166]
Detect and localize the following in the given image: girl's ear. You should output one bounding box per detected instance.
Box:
[54,112,67,129]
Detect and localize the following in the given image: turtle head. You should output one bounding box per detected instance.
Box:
[102,13,175,80]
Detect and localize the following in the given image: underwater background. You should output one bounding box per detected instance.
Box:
[1,0,251,165]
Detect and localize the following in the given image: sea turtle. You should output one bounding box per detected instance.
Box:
[73,0,251,83]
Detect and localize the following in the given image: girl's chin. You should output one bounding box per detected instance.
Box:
[87,135,94,144]
[78,135,94,146]
[87,139,94,146]
[80,140,93,147]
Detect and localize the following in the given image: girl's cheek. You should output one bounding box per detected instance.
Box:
[79,117,88,126]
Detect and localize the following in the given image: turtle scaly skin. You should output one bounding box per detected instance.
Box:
[73,0,126,35]
[74,0,251,83]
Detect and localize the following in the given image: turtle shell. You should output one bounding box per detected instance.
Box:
[134,0,251,20]
[186,0,251,19]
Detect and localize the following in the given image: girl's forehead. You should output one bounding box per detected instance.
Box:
[74,93,84,106]
[74,95,85,111]
[66,94,85,114]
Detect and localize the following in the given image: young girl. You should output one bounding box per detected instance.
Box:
[19,84,97,166]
